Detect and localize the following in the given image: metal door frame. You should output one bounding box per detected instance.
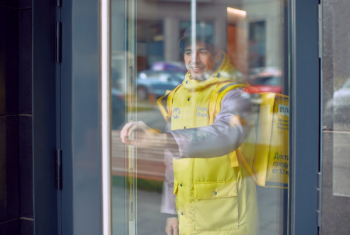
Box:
[289,0,320,234]
[60,0,105,234]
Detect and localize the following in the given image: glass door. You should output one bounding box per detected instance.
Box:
[111,0,290,234]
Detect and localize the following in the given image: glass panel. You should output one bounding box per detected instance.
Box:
[321,0,350,233]
[322,0,350,198]
[111,0,290,234]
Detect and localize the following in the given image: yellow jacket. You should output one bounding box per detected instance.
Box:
[162,54,258,235]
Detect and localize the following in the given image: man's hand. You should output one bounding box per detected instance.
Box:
[165,217,178,235]
[120,121,167,148]
[120,121,150,139]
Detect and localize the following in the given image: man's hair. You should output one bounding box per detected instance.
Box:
[179,38,214,59]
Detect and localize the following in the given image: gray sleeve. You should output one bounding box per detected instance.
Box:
[169,88,252,158]
[161,120,177,215]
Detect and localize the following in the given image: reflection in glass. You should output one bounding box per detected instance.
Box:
[111,0,289,234]
[322,3,350,200]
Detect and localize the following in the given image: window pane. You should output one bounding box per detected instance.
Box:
[111,0,289,234]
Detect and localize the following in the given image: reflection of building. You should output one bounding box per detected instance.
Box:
[111,0,283,94]
[133,0,282,73]
[242,0,283,69]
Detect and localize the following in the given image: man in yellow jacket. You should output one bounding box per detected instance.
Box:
[121,24,258,235]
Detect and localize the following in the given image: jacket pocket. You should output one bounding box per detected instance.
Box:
[193,181,239,231]
[194,181,237,199]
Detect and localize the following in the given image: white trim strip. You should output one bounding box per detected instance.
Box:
[101,0,111,234]
[191,0,197,62]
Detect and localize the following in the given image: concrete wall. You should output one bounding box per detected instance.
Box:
[0,0,34,234]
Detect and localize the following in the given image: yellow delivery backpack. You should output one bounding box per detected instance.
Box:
[210,84,289,188]
[253,93,289,188]
[157,82,289,188]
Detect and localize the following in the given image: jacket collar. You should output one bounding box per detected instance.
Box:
[182,52,240,91]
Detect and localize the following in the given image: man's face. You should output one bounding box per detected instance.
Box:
[184,41,217,80]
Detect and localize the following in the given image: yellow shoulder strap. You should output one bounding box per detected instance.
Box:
[157,92,171,122]
[236,148,258,183]
[208,82,247,124]
[156,84,183,122]
[208,83,260,184]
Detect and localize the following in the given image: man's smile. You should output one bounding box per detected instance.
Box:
[190,65,205,73]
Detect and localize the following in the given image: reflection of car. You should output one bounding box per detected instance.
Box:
[246,68,283,94]
[151,61,187,72]
[137,70,185,100]
[325,78,350,124]
[111,87,125,130]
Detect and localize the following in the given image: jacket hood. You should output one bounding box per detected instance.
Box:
[182,52,244,91]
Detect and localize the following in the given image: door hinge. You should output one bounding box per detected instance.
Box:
[317,172,321,228]
[56,149,62,190]
[56,22,62,63]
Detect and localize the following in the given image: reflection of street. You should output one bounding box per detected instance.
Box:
[112,119,165,181]
[112,102,167,180]
[112,186,167,235]
[112,130,166,181]
[112,105,167,235]
[257,187,287,235]
[136,106,167,133]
